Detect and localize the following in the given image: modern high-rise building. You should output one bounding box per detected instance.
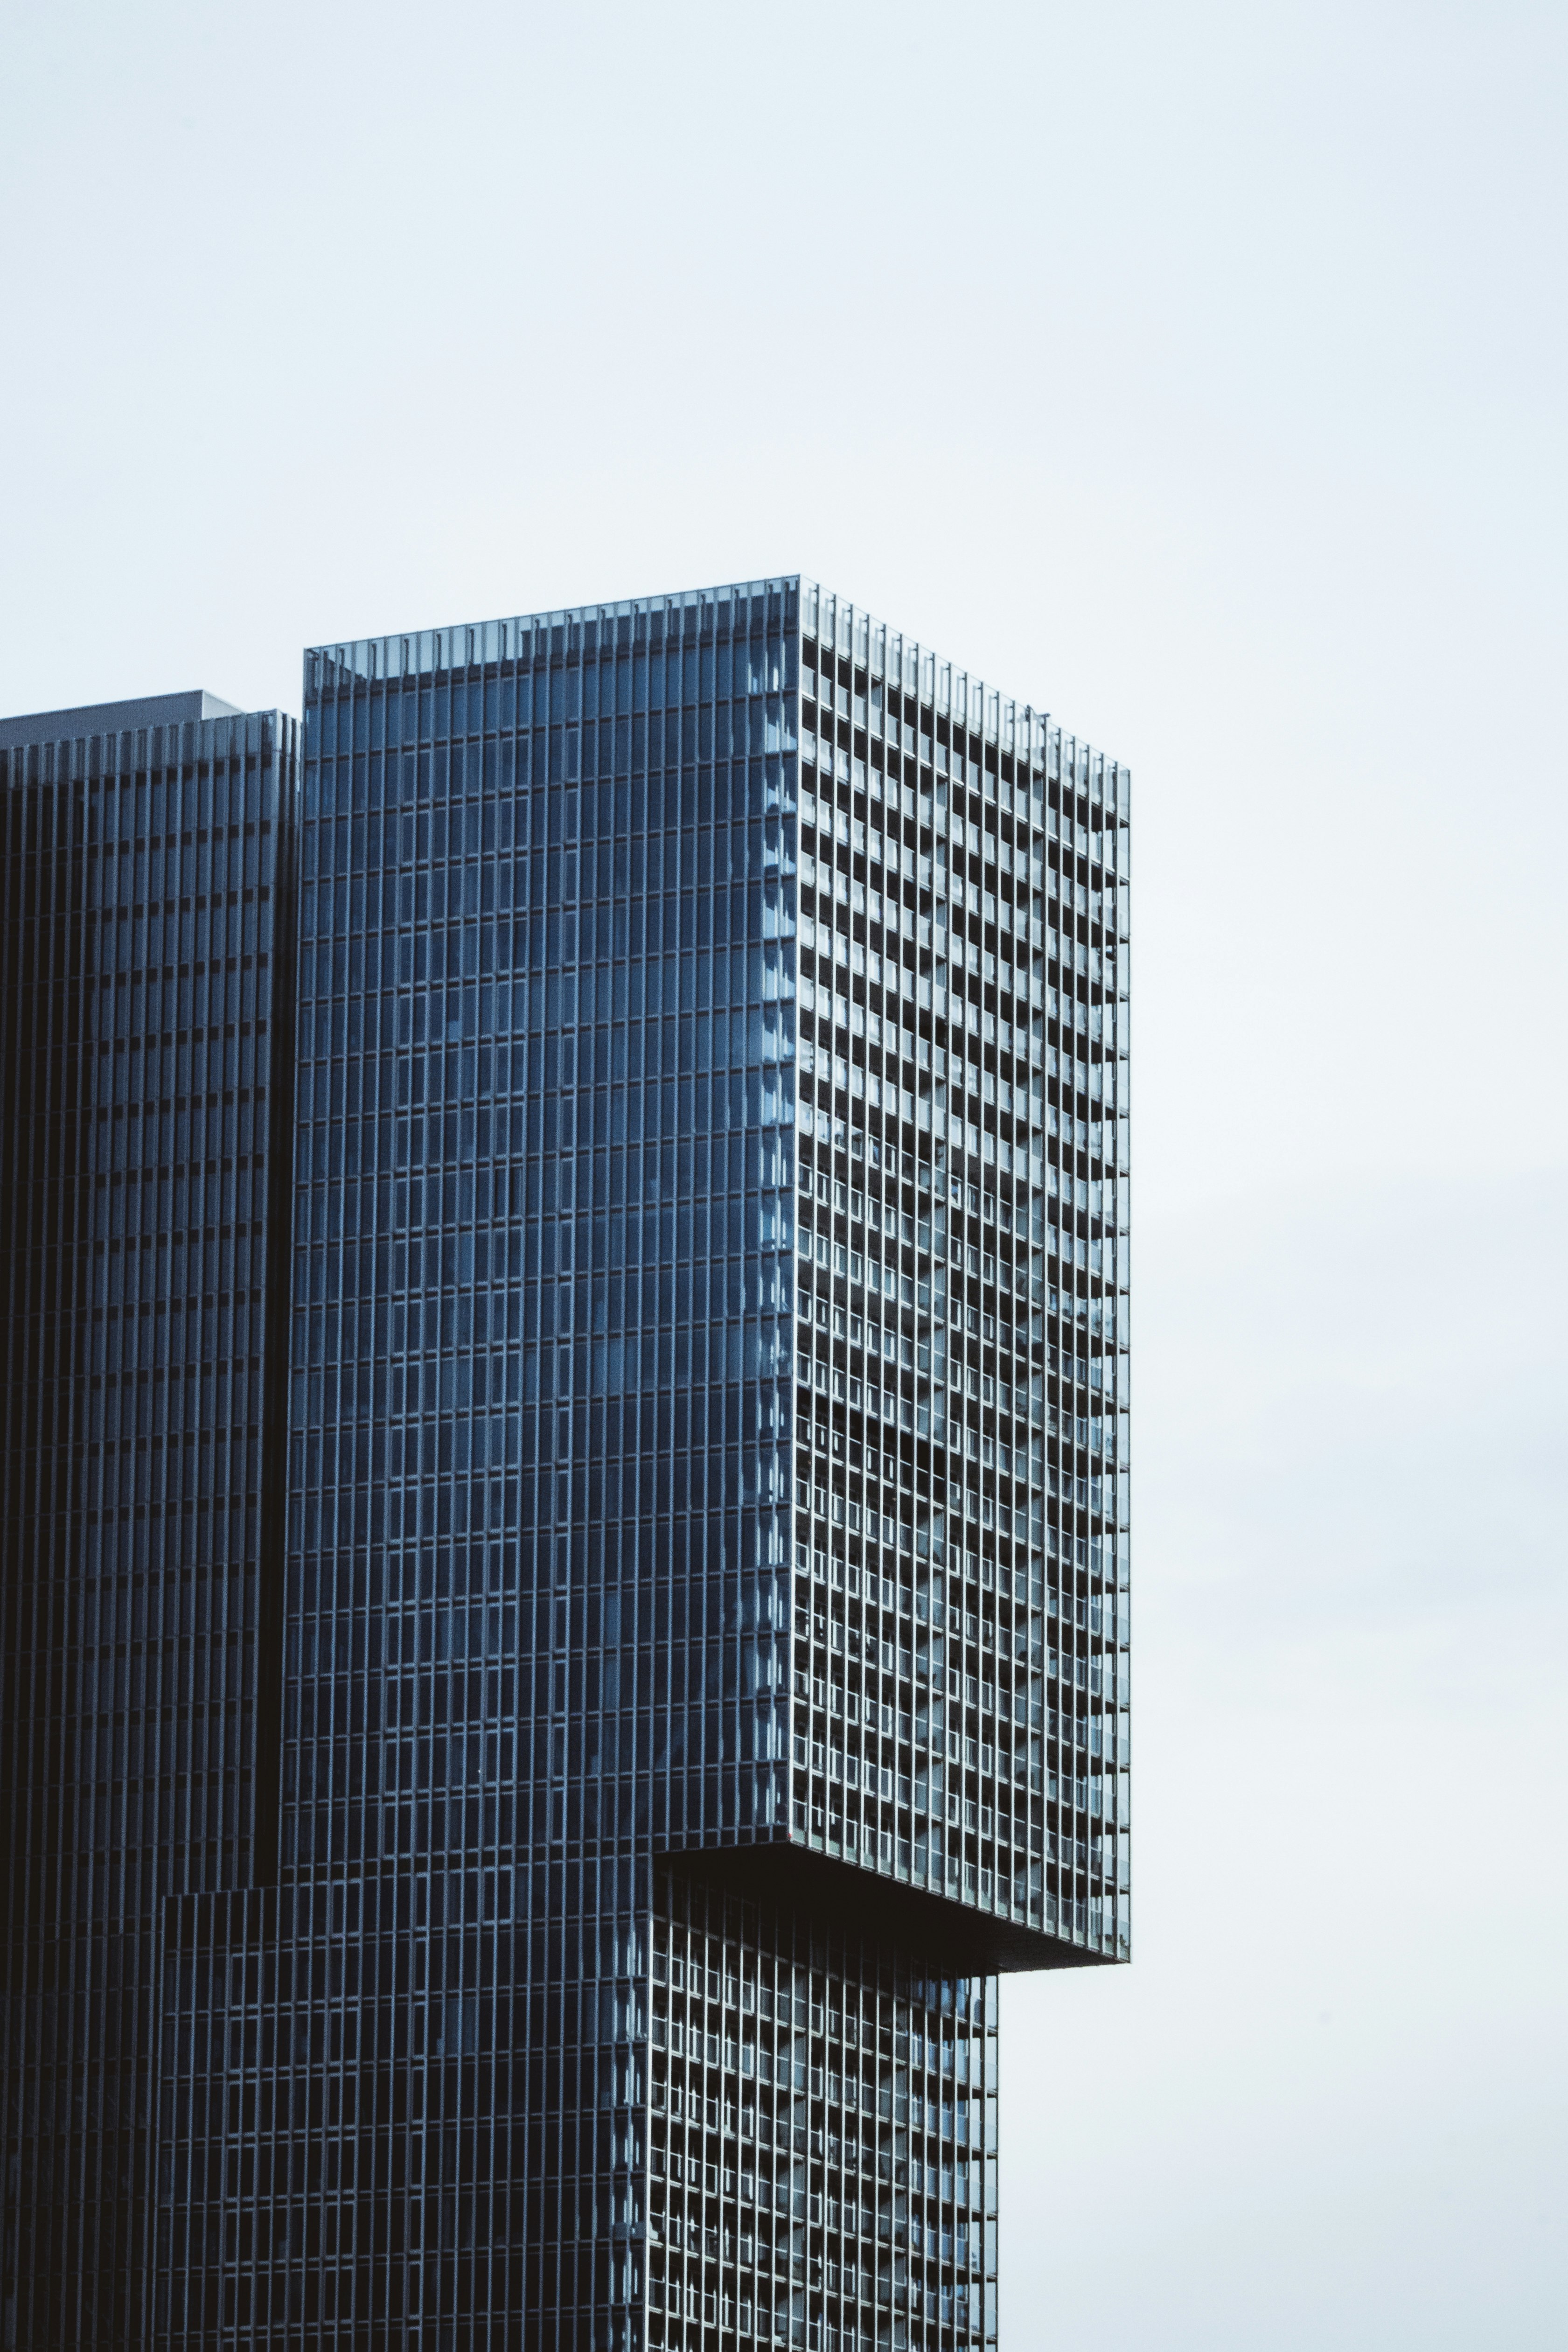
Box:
[0,579,1129,2351]
[0,693,300,2347]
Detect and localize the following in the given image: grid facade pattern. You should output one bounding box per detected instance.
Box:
[0,575,1129,2349]
[0,706,298,2348]
[789,582,1130,1969]
[649,1884,997,2352]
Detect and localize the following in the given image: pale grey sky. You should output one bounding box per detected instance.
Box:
[3,3,1564,2343]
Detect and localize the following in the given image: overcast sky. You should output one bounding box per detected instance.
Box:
[4,2,1564,2343]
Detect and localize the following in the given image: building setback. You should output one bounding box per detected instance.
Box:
[0,580,1130,2350]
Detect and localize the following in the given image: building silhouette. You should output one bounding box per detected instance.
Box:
[1,580,1130,2350]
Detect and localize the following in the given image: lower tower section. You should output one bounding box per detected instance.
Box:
[652,1872,996,2352]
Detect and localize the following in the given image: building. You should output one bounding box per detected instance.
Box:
[0,579,1129,2350]
[0,693,300,2345]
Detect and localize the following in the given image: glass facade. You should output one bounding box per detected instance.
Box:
[0,698,299,2347]
[788,582,1130,1970]
[231,585,800,2348]
[0,579,1129,2349]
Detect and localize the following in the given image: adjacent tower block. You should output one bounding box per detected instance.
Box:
[0,694,300,2346]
